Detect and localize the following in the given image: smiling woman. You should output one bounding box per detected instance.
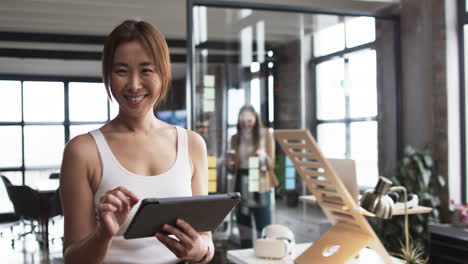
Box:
[60,20,214,264]
[101,20,171,108]
[109,41,163,117]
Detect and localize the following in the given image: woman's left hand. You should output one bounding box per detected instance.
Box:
[155,219,210,262]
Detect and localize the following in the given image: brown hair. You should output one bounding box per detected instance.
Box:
[236,104,264,150]
[101,19,171,108]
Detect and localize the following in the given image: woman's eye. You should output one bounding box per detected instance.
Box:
[115,69,127,74]
[142,68,153,73]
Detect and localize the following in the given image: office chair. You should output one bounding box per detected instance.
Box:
[49,173,60,180]
[0,175,21,244]
[6,185,41,248]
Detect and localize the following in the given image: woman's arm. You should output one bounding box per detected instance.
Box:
[188,131,214,263]
[60,134,112,264]
[61,134,139,264]
[156,130,214,263]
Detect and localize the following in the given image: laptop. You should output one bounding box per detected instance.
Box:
[327,158,359,203]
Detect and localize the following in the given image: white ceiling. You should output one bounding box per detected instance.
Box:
[0,0,398,79]
[0,0,399,38]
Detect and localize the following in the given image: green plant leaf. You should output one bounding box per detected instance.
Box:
[437,175,446,187]
[423,154,433,167]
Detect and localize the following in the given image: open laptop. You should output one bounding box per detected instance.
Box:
[327,158,359,203]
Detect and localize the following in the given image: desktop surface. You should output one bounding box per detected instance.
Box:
[227,243,404,264]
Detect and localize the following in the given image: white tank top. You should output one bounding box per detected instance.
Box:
[90,126,192,264]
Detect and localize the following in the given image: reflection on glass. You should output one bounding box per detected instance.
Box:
[350,121,378,187]
[317,123,346,158]
[250,78,261,113]
[316,59,345,120]
[348,50,377,118]
[250,62,260,73]
[228,89,245,125]
[70,124,104,140]
[240,26,253,67]
[69,82,107,122]
[193,6,207,45]
[24,125,64,167]
[0,80,21,122]
[345,17,375,48]
[313,17,345,57]
[256,20,265,63]
[0,126,22,167]
[23,81,64,122]
[268,75,274,123]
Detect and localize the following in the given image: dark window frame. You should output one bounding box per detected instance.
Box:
[0,74,106,184]
[311,21,379,185]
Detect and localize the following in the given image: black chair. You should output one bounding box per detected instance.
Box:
[6,185,41,248]
[1,175,13,187]
[0,175,21,244]
[49,173,60,180]
[49,188,62,217]
[7,185,41,221]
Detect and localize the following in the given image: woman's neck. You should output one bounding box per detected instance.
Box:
[241,130,253,139]
[112,111,160,134]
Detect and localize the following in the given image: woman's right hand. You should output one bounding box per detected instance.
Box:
[96,186,139,238]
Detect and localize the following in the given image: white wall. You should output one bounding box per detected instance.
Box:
[446,0,461,204]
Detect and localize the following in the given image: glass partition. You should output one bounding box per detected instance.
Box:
[188,1,397,192]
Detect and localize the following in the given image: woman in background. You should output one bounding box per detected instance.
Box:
[227,105,278,248]
[60,20,213,264]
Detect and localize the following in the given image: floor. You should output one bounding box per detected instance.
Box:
[0,199,330,264]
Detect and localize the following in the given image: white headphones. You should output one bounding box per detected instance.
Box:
[254,224,296,259]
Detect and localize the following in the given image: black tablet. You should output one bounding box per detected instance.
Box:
[124,192,241,239]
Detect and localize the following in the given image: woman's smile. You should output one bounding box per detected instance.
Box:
[125,94,147,105]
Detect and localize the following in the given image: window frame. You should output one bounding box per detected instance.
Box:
[0,74,107,184]
[311,21,379,188]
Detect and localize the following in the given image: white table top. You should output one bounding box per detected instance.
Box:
[227,243,404,264]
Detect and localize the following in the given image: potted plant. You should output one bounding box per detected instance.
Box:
[371,146,445,262]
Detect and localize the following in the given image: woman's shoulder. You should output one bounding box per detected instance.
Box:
[185,128,206,149]
[63,132,98,162]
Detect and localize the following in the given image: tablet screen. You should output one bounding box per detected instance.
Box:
[124,192,240,239]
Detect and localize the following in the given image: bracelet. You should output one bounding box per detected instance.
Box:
[190,245,211,264]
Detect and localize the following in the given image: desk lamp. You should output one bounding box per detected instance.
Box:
[361,176,410,256]
[274,129,394,264]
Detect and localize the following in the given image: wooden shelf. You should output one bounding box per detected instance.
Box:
[299,195,433,216]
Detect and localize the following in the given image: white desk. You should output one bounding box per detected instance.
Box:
[227,243,404,264]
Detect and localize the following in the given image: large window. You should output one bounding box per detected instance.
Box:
[313,16,378,187]
[0,78,116,193]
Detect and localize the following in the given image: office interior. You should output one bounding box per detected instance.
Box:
[0,0,466,263]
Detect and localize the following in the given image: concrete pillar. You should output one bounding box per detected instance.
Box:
[400,0,449,221]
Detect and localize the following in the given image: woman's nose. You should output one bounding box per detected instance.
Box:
[128,73,142,91]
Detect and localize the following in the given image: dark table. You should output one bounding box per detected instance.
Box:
[31,180,59,250]
[37,189,56,249]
